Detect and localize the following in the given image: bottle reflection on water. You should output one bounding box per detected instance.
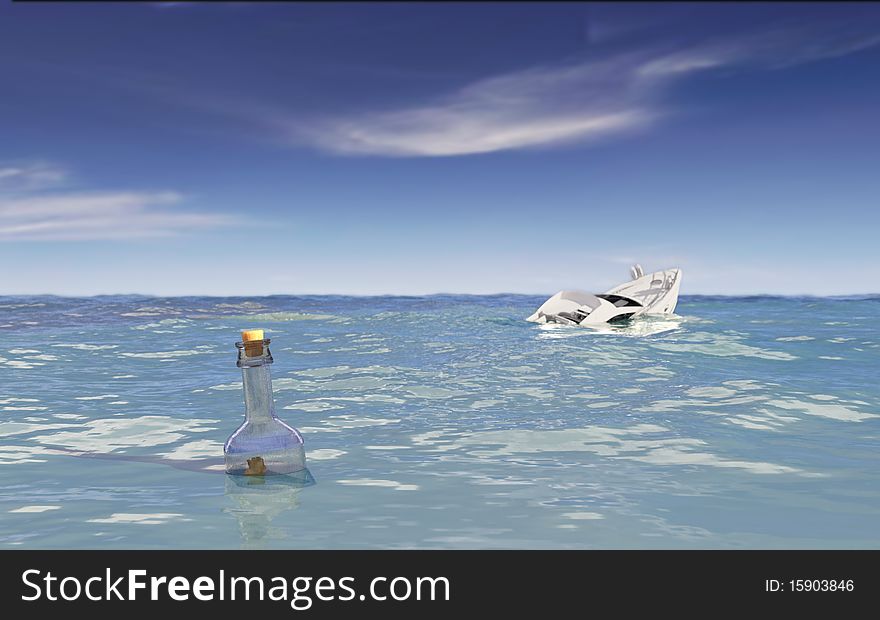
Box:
[224,330,308,476]
[224,470,315,547]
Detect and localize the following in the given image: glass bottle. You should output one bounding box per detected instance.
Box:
[224,330,307,476]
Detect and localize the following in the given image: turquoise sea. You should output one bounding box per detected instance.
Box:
[0,294,878,548]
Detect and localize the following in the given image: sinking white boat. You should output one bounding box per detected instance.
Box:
[527,265,682,326]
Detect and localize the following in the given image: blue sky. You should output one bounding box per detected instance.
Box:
[1,2,879,296]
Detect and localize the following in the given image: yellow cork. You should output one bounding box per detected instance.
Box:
[241,329,264,342]
[241,329,265,357]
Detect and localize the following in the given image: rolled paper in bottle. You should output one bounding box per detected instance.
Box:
[241,329,265,357]
[244,456,267,476]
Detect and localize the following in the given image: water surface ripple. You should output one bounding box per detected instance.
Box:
[0,294,878,548]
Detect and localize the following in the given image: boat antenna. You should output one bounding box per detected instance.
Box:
[630,264,644,280]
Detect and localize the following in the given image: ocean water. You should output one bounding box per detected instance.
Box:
[0,294,878,549]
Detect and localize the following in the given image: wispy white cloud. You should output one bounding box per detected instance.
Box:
[640,23,880,77]
[735,22,880,69]
[278,19,880,158]
[289,53,660,157]
[0,164,235,241]
[0,162,68,193]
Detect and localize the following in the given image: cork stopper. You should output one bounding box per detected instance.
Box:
[241,329,265,357]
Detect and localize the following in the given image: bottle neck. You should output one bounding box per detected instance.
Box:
[241,363,276,422]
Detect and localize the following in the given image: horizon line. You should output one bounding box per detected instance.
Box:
[1,291,878,300]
